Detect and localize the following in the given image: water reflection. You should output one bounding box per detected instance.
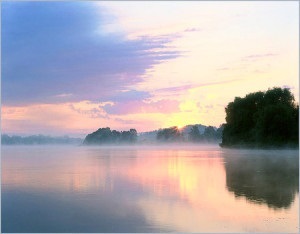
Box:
[2,147,171,233]
[2,146,299,232]
[223,150,299,209]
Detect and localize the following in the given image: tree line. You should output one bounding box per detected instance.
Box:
[1,134,82,145]
[5,87,295,148]
[156,125,223,143]
[221,87,299,148]
[83,127,137,145]
[83,125,223,145]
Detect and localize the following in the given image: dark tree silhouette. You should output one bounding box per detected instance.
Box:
[221,87,299,148]
[216,124,225,139]
[203,126,217,142]
[83,127,138,145]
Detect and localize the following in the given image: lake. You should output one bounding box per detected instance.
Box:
[1,145,299,232]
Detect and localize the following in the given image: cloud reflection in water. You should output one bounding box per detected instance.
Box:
[2,146,299,232]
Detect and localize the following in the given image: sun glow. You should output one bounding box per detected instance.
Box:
[2,1,298,135]
[163,112,201,129]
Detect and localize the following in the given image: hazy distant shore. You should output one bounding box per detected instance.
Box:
[1,134,83,145]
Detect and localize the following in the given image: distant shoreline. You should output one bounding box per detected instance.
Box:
[2,143,298,151]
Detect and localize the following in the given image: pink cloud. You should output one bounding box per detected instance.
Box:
[156,79,243,96]
[104,99,180,115]
[157,84,195,94]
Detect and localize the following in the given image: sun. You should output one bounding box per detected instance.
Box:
[177,125,184,130]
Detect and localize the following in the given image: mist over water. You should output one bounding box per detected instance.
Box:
[2,145,298,232]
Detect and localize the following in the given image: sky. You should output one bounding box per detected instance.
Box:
[2,1,299,137]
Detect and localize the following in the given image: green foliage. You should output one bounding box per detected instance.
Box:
[156,126,182,142]
[216,124,225,139]
[186,125,223,143]
[221,87,299,148]
[83,127,138,145]
[203,126,217,141]
[188,126,201,142]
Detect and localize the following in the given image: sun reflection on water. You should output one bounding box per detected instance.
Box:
[2,146,298,232]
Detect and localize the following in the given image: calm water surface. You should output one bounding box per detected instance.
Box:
[2,145,299,232]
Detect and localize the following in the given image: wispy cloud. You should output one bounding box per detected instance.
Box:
[2,2,181,105]
[242,53,278,61]
[69,102,109,119]
[2,1,298,135]
[103,99,180,115]
[183,27,202,33]
[156,79,242,95]
[53,93,74,100]
[109,90,151,102]
[216,67,230,71]
[157,84,195,94]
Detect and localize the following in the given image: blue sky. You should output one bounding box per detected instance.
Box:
[2,1,180,105]
[2,1,298,136]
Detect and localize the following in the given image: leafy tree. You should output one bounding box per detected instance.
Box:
[203,126,217,142]
[83,127,138,145]
[129,129,138,142]
[157,126,182,142]
[221,87,299,148]
[188,125,201,142]
[111,130,121,143]
[216,124,225,140]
